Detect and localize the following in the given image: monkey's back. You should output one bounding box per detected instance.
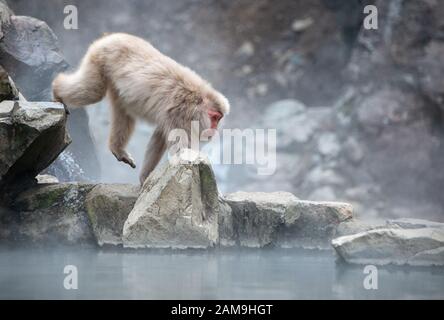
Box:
[89,33,212,124]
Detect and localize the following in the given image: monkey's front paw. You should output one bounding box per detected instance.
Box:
[121,154,136,168]
[113,151,136,168]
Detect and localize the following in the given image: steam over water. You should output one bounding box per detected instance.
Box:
[0,246,443,299]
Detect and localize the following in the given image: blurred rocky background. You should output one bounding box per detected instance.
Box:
[6,0,444,221]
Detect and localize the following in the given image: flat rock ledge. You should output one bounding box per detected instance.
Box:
[0,151,355,249]
[222,192,353,249]
[332,219,444,266]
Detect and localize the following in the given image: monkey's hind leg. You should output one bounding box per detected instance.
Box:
[139,128,167,185]
[108,100,136,169]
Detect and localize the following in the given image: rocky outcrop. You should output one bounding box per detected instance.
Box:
[332,219,444,266]
[223,191,300,247]
[123,150,221,249]
[0,100,70,192]
[0,1,99,181]
[0,182,141,246]
[276,200,353,249]
[10,183,95,245]
[332,228,444,267]
[223,191,353,249]
[0,145,357,249]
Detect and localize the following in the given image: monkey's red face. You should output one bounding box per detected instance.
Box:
[208,109,223,129]
[200,109,223,141]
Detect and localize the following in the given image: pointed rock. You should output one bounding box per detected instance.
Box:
[123,150,220,249]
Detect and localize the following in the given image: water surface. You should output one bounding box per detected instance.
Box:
[0,246,443,299]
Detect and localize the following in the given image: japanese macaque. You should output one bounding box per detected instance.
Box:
[52,33,230,184]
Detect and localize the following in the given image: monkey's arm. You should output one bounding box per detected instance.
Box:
[139,127,167,185]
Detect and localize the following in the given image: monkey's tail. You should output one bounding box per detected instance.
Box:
[52,51,107,108]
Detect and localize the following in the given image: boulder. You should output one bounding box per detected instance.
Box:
[0,181,142,246]
[122,150,221,249]
[277,200,353,249]
[223,191,353,249]
[85,184,139,246]
[0,2,99,181]
[10,183,96,245]
[0,100,70,191]
[0,14,68,101]
[332,227,444,266]
[223,191,300,247]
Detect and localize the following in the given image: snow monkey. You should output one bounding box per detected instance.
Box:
[52,33,230,184]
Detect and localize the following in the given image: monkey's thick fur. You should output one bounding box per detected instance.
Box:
[52,33,230,184]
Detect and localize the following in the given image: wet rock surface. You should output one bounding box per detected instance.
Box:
[0,100,70,191]
[85,184,139,246]
[222,192,353,249]
[222,191,301,248]
[9,183,95,245]
[332,227,444,267]
[332,218,444,266]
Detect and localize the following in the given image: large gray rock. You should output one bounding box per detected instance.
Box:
[0,182,141,246]
[277,200,353,249]
[0,2,99,181]
[85,184,139,246]
[0,14,67,101]
[10,183,95,245]
[0,100,70,191]
[223,191,300,247]
[223,191,353,249]
[332,227,444,266]
[123,150,220,249]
